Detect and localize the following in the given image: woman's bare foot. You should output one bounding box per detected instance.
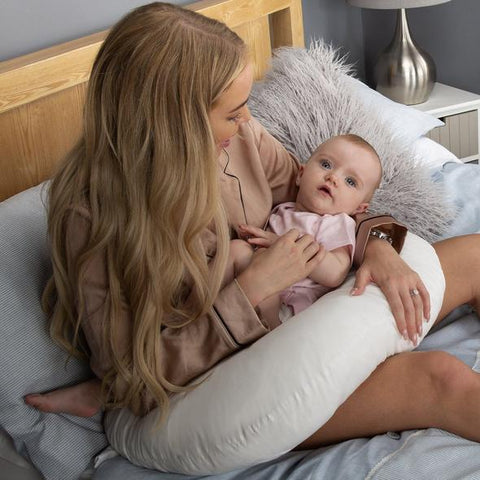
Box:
[24,378,102,417]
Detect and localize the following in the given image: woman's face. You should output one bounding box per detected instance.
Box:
[209,63,253,153]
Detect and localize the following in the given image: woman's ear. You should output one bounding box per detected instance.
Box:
[296,165,304,186]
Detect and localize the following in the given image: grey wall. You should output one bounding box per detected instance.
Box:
[1,0,477,94]
[0,0,364,76]
[0,0,188,61]
[302,0,365,77]
[361,0,480,94]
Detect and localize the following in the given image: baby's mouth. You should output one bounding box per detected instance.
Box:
[318,185,332,197]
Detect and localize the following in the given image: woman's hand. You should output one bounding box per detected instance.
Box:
[236,229,326,307]
[352,238,430,345]
[238,224,278,248]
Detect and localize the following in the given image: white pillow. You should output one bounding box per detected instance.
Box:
[411,136,462,169]
[347,77,444,144]
[104,232,445,475]
[347,78,461,170]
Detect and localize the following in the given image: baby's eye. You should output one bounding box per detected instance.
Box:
[345,177,357,188]
[320,159,331,169]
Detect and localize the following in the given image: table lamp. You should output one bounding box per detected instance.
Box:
[347,0,451,105]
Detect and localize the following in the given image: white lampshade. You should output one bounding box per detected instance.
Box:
[347,0,450,8]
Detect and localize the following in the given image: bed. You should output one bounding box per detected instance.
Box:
[1,0,480,479]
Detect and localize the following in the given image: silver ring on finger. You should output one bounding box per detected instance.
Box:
[410,288,419,297]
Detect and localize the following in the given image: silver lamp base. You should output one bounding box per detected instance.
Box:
[374,9,435,105]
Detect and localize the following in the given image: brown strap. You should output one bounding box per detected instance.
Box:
[353,214,407,267]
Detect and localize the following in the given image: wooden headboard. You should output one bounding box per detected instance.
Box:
[0,0,304,202]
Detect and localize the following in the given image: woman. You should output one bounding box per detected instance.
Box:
[26,2,480,449]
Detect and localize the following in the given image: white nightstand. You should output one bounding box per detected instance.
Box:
[413,83,480,164]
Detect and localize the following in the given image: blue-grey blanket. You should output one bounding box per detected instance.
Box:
[435,161,480,238]
[95,162,480,480]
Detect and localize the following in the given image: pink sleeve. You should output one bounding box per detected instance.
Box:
[269,207,356,263]
[315,213,356,263]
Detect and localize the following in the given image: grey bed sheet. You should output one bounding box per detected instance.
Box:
[94,306,480,480]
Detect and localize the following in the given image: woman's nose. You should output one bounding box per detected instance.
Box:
[241,105,252,123]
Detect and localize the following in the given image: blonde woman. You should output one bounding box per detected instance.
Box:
[25,2,480,453]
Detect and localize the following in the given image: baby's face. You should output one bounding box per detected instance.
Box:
[295,137,381,216]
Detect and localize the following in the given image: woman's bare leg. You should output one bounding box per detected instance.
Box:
[433,234,480,319]
[299,234,480,448]
[299,350,480,448]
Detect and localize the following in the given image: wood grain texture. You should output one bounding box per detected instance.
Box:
[0,31,106,114]
[234,16,272,80]
[0,85,86,199]
[271,2,304,49]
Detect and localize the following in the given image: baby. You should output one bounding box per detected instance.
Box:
[229,133,382,321]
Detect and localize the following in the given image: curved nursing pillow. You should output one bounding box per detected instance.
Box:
[105,232,445,475]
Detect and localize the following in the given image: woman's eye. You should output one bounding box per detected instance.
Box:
[345,177,357,188]
[228,113,242,123]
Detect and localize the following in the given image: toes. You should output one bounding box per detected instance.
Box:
[24,394,48,411]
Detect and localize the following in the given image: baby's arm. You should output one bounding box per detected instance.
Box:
[308,245,352,288]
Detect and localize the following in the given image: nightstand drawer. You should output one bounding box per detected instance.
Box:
[426,110,478,161]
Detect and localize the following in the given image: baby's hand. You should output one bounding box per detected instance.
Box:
[238,224,278,248]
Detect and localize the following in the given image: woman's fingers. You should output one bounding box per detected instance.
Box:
[237,228,327,307]
[294,232,315,249]
[358,270,427,345]
[351,267,371,296]
[382,280,429,345]
[381,284,410,342]
[400,276,430,344]
[237,228,318,305]
[285,228,301,241]
[398,287,420,345]
[293,232,326,264]
[410,280,430,337]
[418,281,431,321]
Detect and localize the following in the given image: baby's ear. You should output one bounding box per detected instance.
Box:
[296,165,304,186]
[353,202,369,215]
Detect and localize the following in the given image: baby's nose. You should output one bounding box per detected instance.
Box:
[326,172,338,185]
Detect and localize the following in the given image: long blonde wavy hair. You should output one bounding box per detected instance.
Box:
[43,2,247,417]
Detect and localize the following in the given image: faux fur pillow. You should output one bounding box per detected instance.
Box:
[248,42,455,243]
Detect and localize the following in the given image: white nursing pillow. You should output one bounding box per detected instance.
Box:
[105,232,445,475]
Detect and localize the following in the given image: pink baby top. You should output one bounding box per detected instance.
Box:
[268,202,356,315]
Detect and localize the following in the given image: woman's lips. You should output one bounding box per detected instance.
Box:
[220,138,231,149]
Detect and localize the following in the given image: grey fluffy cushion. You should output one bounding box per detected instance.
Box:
[248,42,455,242]
[0,183,107,480]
